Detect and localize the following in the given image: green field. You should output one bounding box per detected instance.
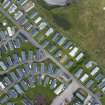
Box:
[25,86,56,104]
[9,86,56,105]
[35,0,105,71]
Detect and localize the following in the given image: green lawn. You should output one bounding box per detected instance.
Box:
[35,0,105,71]
[25,86,56,104]
[9,86,56,105]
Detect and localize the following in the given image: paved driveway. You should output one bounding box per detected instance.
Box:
[51,80,80,105]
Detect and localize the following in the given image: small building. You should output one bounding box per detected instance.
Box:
[44,0,70,6]
[4,77,12,86]
[74,68,83,79]
[28,50,33,61]
[16,69,24,79]
[14,11,23,20]
[12,54,19,64]
[7,27,15,37]
[45,28,54,36]
[50,79,57,89]
[32,63,38,73]
[20,80,29,91]
[2,0,11,9]
[60,55,68,64]
[21,51,26,63]
[75,52,84,62]
[54,84,65,95]
[44,77,49,86]
[102,87,105,94]
[0,82,5,90]
[95,73,104,81]
[60,72,71,82]
[98,78,105,89]
[13,38,21,48]
[0,95,9,104]
[90,66,100,76]
[34,17,42,24]
[14,84,24,94]
[40,63,45,73]
[38,22,47,30]
[8,4,17,14]
[23,1,35,12]
[0,61,7,71]
[86,80,94,88]
[69,47,78,57]
[9,72,18,82]
[73,88,87,103]
[65,60,74,69]
[52,32,60,41]
[7,102,14,105]
[17,16,28,25]
[8,89,18,99]
[57,36,66,46]
[17,0,28,6]
[85,61,96,69]
[48,63,54,74]
[24,22,33,31]
[28,10,38,19]
[63,40,72,49]
[80,74,89,83]
[7,56,13,66]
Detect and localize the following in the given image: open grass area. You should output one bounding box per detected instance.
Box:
[9,86,56,105]
[36,0,105,71]
[25,86,56,104]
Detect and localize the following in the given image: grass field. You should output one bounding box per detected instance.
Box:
[35,0,105,71]
[25,86,56,104]
[11,86,56,105]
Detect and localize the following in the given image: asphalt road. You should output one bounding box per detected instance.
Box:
[51,80,80,105]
